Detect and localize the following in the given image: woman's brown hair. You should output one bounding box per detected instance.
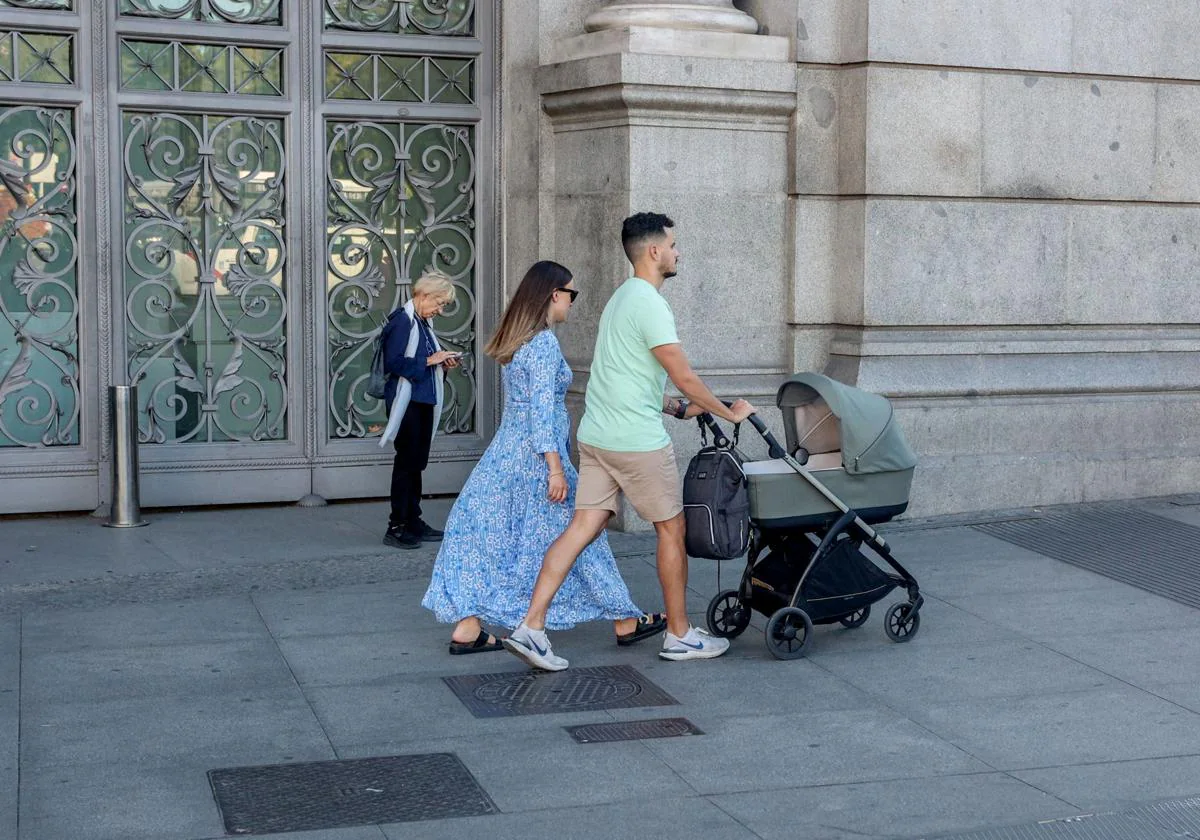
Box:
[484,260,572,365]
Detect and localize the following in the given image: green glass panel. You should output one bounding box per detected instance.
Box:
[325,0,474,36]
[16,33,72,85]
[376,55,425,103]
[232,47,283,96]
[120,40,283,96]
[177,43,230,94]
[427,57,472,104]
[119,40,173,92]
[326,120,476,438]
[123,112,288,444]
[324,52,372,101]
[0,106,79,448]
[120,0,281,25]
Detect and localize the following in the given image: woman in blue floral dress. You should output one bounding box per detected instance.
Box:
[422,261,666,654]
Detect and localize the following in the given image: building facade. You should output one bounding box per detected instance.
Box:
[3,0,1199,518]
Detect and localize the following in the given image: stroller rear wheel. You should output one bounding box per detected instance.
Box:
[838,605,871,629]
[765,607,813,660]
[706,589,751,639]
[884,602,920,642]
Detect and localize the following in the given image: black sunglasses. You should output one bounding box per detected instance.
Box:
[555,287,579,303]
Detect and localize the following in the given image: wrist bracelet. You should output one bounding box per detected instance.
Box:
[673,399,688,419]
[549,470,563,477]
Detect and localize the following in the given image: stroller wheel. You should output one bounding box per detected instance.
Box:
[838,605,871,629]
[884,602,921,643]
[764,607,813,660]
[706,589,751,639]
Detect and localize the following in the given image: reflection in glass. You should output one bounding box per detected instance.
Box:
[0,106,78,448]
[120,39,284,96]
[0,31,74,86]
[123,112,287,444]
[324,53,473,104]
[326,120,476,439]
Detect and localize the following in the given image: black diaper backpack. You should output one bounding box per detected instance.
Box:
[682,424,751,560]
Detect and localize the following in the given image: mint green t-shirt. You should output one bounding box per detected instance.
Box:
[576,277,680,452]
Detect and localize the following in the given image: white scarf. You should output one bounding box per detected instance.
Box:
[379,299,444,448]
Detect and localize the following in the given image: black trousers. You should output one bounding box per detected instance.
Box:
[389,401,435,530]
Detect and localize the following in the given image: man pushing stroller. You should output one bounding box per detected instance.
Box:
[504,212,757,671]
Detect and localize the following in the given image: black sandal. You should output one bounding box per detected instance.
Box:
[616,613,667,646]
[448,630,504,655]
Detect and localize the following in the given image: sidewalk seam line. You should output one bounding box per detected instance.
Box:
[248,593,340,761]
[15,611,22,840]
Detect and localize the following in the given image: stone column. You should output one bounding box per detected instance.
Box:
[538,2,793,530]
[585,0,759,34]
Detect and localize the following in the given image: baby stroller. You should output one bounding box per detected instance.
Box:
[701,373,923,659]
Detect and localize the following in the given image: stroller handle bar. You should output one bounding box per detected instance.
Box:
[699,401,788,460]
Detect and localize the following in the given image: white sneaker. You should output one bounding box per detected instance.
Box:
[502,622,569,671]
[659,627,730,661]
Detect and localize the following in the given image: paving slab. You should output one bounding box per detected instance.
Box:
[944,581,1200,641]
[339,728,697,813]
[0,614,16,840]
[1038,624,1200,687]
[21,692,332,770]
[909,686,1200,770]
[20,637,300,704]
[709,772,1081,840]
[379,796,758,840]
[303,678,634,748]
[1,517,176,585]
[254,586,426,639]
[811,638,1117,715]
[19,596,266,654]
[19,759,227,840]
[1012,754,1200,813]
[638,707,989,795]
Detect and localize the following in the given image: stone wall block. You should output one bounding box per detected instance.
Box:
[794,0,868,64]
[1071,0,1200,81]
[1067,205,1200,324]
[1154,84,1200,203]
[866,0,1073,73]
[863,199,1070,326]
[981,75,1156,200]
[866,67,982,196]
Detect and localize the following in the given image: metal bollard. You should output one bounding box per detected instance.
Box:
[104,384,149,528]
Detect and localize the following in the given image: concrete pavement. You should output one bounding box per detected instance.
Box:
[3,496,1200,839]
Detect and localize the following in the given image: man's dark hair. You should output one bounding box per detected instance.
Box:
[621,212,674,262]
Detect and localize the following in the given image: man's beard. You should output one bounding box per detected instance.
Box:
[663,267,677,279]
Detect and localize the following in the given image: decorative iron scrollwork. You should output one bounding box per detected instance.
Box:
[123,112,288,444]
[325,0,474,36]
[0,106,79,448]
[0,0,73,10]
[326,120,476,438]
[120,0,282,25]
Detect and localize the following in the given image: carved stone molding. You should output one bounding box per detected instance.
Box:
[542,83,795,131]
[585,1,758,35]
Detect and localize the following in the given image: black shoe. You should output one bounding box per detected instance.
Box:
[383,526,421,550]
[410,519,444,542]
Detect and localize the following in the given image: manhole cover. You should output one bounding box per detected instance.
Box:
[975,508,1200,610]
[565,717,703,744]
[207,753,496,835]
[443,664,678,718]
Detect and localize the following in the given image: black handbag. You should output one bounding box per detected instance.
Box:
[682,422,750,560]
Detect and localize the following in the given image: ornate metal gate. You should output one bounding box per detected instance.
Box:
[0,0,496,514]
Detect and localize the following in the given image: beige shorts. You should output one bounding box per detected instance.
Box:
[576,442,683,524]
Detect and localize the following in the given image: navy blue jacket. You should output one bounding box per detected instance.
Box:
[381,308,438,407]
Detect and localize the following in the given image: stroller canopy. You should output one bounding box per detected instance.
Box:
[777,373,917,475]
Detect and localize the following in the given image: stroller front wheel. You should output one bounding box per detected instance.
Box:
[884,602,921,642]
[706,589,751,639]
[765,607,813,660]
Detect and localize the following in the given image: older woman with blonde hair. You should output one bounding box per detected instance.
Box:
[422,260,665,654]
[380,268,461,549]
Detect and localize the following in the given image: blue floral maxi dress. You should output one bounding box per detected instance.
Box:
[421,330,643,630]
